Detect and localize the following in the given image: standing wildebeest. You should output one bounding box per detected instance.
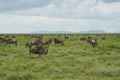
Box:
[86,36,98,48]
[89,39,98,48]
[87,36,92,44]
[41,39,52,46]
[54,38,64,45]
[26,44,48,58]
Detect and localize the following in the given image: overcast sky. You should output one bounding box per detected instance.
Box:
[0,0,120,33]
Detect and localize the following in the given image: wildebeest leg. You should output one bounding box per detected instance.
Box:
[96,42,98,46]
[62,42,64,45]
[26,43,29,48]
[44,48,48,55]
[48,44,50,47]
[92,43,96,48]
[37,49,42,58]
[55,42,56,46]
[15,42,17,46]
[37,53,42,58]
[29,51,32,57]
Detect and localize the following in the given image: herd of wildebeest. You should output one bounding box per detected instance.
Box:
[0,34,119,58]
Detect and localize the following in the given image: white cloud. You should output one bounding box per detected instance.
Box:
[5,0,119,19]
[0,0,120,33]
[0,0,51,11]
[0,13,119,33]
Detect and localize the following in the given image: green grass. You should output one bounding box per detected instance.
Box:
[0,34,120,80]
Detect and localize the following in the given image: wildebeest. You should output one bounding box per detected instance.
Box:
[35,35,43,39]
[54,38,64,45]
[86,36,98,48]
[90,39,98,48]
[1,38,17,46]
[87,36,92,39]
[26,44,48,58]
[86,36,93,43]
[80,36,86,41]
[64,34,69,39]
[41,39,52,46]
[30,38,42,45]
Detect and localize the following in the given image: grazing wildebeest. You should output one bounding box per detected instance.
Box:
[3,38,17,46]
[41,39,52,46]
[54,38,64,45]
[64,35,69,39]
[35,35,43,39]
[31,38,42,45]
[87,36,92,39]
[26,44,48,58]
[80,36,86,41]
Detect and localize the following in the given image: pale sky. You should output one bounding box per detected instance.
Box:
[0,0,120,33]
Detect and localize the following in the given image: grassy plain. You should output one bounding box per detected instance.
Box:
[0,34,120,80]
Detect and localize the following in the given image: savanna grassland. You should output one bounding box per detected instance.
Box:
[0,34,120,80]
